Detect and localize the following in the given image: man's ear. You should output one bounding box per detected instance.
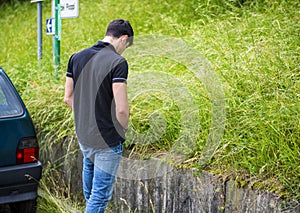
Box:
[121,35,128,43]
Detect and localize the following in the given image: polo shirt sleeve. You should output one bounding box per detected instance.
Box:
[66,53,76,78]
[112,59,128,83]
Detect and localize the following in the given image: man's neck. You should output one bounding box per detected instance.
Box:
[102,36,114,44]
[102,36,123,54]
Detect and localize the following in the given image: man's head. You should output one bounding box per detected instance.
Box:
[104,19,134,54]
[106,19,134,46]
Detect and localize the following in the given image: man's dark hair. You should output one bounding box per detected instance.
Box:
[105,19,134,46]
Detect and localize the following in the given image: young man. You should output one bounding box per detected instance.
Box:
[64,19,134,213]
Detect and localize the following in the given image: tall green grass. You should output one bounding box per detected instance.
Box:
[0,0,299,210]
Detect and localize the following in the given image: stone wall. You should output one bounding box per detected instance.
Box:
[112,168,299,213]
[44,140,298,213]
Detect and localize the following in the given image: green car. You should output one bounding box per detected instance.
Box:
[0,68,42,213]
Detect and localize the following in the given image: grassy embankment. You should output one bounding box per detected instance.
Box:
[0,0,299,212]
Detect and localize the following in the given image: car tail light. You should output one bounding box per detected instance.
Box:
[16,137,39,164]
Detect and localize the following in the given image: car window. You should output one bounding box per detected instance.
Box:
[0,74,23,118]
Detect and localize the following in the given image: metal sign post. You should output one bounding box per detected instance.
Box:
[50,0,78,80]
[31,0,43,62]
[46,0,79,79]
[53,0,61,80]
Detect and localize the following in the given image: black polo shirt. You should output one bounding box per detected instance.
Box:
[66,40,128,149]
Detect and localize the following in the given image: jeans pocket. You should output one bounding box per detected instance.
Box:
[96,143,122,160]
[111,143,123,154]
[94,144,122,176]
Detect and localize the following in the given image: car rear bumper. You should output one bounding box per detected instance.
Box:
[0,161,42,204]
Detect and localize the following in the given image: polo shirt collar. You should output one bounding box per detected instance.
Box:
[93,40,116,53]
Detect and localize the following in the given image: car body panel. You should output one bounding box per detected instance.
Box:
[0,162,42,204]
[0,68,42,207]
[0,116,36,166]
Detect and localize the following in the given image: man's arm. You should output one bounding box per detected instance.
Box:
[64,76,74,110]
[113,82,130,131]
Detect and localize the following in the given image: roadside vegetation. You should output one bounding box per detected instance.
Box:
[0,0,299,212]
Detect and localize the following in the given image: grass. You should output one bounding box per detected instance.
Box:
[0,0,299,210]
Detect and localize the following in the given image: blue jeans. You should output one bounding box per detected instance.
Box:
[81,143,123,213]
